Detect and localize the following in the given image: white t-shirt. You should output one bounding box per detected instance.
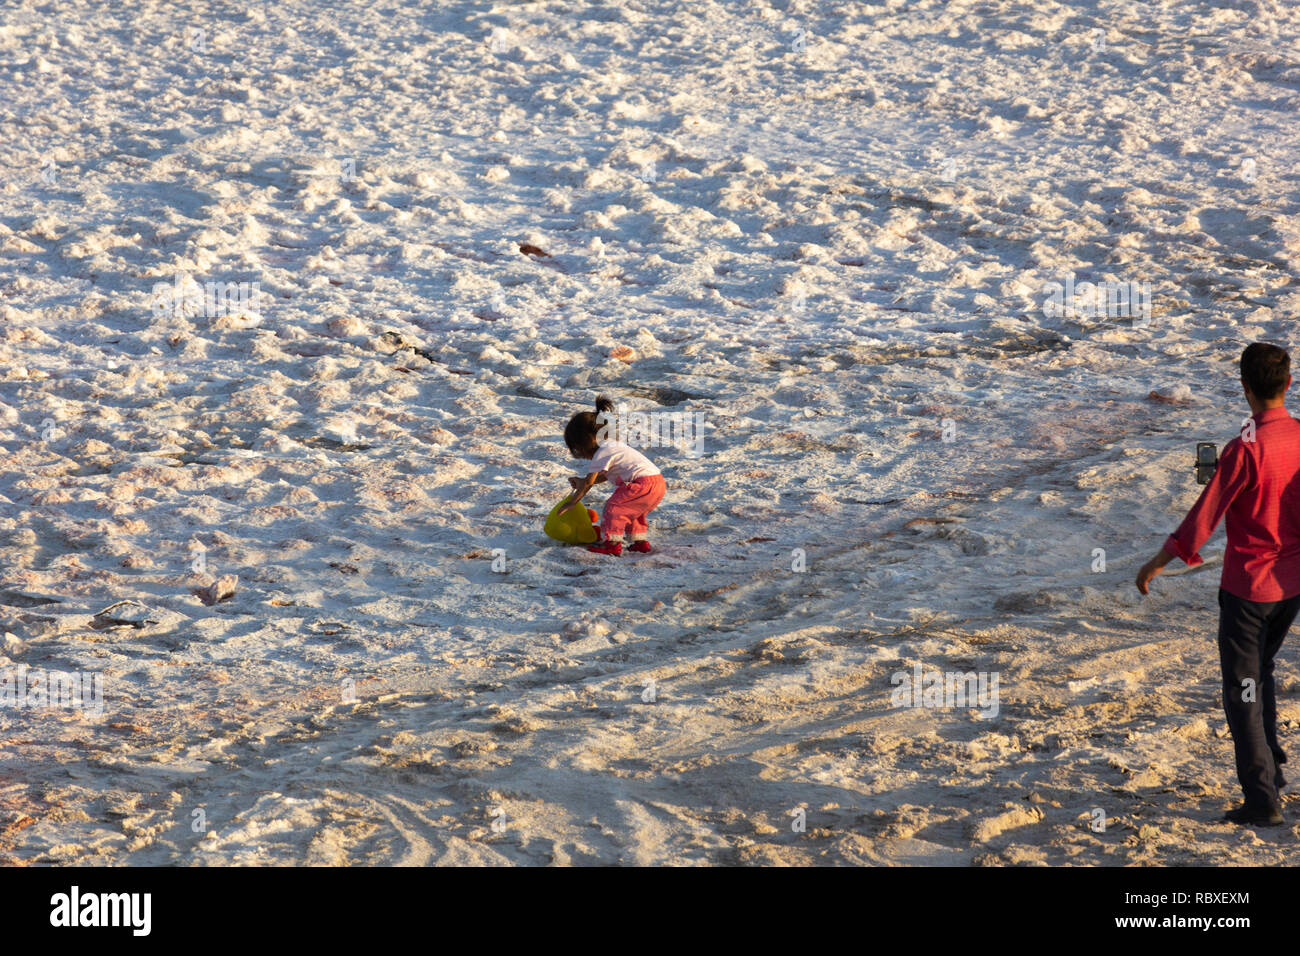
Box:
[587,441,661,486]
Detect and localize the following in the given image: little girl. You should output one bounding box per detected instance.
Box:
[559,396,666,555]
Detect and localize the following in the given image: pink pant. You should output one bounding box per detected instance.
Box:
[601,474,666,540]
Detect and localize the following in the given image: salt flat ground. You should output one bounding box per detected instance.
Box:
[1,0,1299,864]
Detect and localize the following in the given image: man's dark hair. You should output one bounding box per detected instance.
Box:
[1241,342,1291,400]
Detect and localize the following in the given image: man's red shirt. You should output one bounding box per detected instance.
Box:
[1165,406,1300,602]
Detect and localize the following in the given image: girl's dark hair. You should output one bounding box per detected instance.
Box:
[565,395,616,457]
[1241,343,1291,400]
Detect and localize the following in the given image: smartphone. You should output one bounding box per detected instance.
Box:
[1195,442,1217,485]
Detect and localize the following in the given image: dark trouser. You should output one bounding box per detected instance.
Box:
[1217,588,1300,811]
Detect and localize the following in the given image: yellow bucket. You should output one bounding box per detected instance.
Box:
[544,500,601,544]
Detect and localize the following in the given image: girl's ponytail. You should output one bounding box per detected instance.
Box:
[565,395,617,458]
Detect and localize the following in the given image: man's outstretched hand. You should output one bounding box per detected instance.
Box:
[1136,547,1175,595]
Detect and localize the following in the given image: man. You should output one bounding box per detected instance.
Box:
[1137,342,1300,826]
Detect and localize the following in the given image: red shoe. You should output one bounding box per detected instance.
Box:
[628,541,652,553]
[587,539,623,556]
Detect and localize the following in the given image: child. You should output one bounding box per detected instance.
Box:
[559,395,666,556]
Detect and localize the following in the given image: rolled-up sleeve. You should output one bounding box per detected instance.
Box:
[1164,439,1251,567]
